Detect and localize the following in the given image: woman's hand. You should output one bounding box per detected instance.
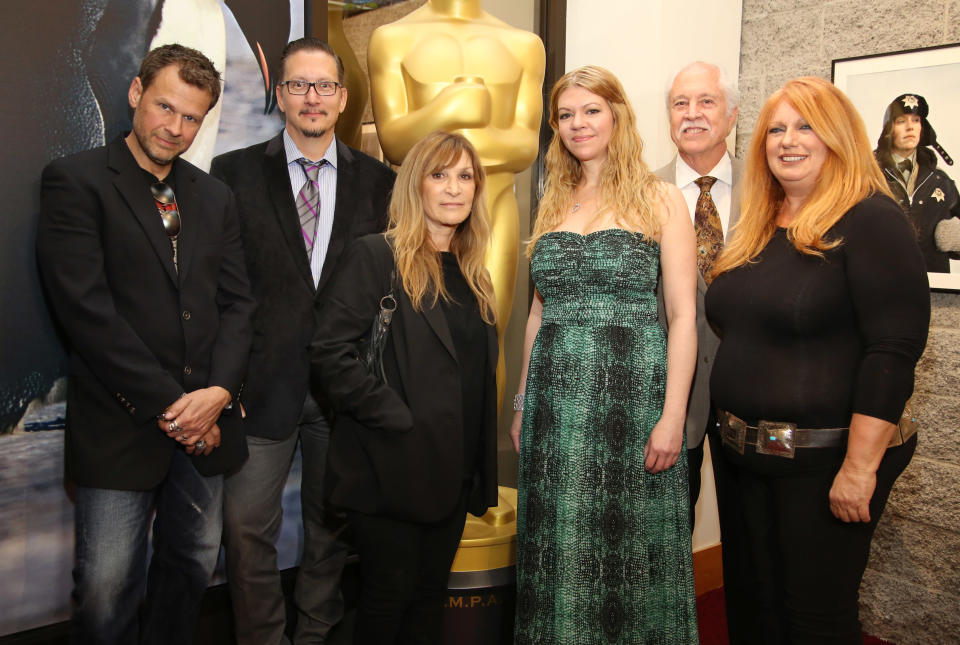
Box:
[510,410,523,454]
[828,413,897,523]
[644,415,684,473]
[647,183,696,475]
[829,463,877,523]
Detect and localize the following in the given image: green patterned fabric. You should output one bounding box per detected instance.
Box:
[516,229,698,645]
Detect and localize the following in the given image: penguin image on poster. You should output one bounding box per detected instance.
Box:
[0,1,297,635]
[0,0,291,435]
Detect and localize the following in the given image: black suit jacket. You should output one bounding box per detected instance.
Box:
[311,234,499,523]
[36,137,255,490]
[210,134,395,440]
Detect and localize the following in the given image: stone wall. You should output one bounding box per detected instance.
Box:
[738,1,960,643]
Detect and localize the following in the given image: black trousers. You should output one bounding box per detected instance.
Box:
[348,492,469,645]
[715,433,916,645]
[687,432,706,533]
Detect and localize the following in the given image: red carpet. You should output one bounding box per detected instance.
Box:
[696,588,896,645]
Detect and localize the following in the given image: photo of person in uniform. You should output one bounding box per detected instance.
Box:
[874,93,960,273]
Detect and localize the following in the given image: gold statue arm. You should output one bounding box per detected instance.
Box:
[368,32,488,163]
[368,29,544,169]
[457,40,544,174]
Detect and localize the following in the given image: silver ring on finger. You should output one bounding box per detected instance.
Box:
[168,419,180,433]
[178,433,186,442]
[195,439,207,451]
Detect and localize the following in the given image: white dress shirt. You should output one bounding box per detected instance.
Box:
[675,153,733,236]
[284,130,338,286]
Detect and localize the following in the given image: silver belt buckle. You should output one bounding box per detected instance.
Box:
[721,413,746,454]
[756,421,797,459]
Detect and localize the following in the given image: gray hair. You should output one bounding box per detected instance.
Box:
[665,61,739,117]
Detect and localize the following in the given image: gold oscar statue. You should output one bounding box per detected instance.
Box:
[369,0,545,406]
[328,3,366,149]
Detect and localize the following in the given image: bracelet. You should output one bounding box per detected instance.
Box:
[513,393,525,411]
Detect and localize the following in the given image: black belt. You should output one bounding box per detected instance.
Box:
[718,410,918,459]
[718,410,846,458]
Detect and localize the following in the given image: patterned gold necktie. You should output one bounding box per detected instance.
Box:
[694,176,724,282]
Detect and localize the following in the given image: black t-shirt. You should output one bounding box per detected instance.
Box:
[439,252,488,479]
[705,194,930,427]
[132,147,179,263]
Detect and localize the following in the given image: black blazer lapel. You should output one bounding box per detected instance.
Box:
[265,134,315,291]
[108,140,178,286]
[392,293,457,417]
[173,163,202,283]
[318,140,359,295]
[422,302,457,361]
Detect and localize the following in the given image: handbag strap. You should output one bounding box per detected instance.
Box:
[378,270,398,329]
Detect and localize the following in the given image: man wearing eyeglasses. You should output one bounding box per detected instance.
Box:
[36,44,254,644]
[210,37,395,645]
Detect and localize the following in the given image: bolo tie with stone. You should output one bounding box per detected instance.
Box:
[151,181,182,272]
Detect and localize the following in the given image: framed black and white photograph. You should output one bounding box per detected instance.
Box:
[833,43,960,290]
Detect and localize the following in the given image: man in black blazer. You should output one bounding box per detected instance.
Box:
[36,45,254,645]
[210,38,395,645]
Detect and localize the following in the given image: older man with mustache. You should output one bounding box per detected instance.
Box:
[655,60,741,531]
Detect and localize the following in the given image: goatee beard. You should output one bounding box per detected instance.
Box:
[303,128,327,138]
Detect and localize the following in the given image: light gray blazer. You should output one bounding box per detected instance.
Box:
[654,153,742,448]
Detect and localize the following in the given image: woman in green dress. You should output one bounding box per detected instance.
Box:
[511,65,699,644]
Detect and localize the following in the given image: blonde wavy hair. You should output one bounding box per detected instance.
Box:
[713,76,892,277]
[386,131,496,325]
[527,65,663,256]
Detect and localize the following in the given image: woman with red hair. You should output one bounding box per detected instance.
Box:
[706,77,930,644]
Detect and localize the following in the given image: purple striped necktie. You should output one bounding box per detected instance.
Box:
[296,158,324,256]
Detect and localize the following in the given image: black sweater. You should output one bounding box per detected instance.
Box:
[705,194,930,428]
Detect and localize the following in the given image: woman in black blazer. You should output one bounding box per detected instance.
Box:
[311,131,499,644]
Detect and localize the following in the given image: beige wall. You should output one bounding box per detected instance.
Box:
[566,0,743,170]
[739,1,960,643]
[563,0,746,552]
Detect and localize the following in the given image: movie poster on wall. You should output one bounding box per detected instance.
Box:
[0,1,303,635]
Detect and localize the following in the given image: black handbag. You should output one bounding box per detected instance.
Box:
[358,269,398,384]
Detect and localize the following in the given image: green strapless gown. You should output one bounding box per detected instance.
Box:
[515,229,698,645]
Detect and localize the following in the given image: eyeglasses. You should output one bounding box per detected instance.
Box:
[150,182,181,239]
[279,80,342,96]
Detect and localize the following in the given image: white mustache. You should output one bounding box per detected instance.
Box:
[679,119,712,134]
